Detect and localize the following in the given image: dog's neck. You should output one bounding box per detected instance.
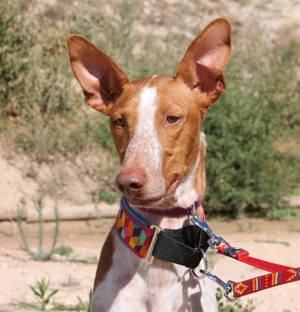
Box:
[138,201,201,217]
[126,197,204,230]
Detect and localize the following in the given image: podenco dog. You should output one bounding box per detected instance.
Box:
[67,18,231,312]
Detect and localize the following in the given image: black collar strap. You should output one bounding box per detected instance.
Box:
[115,196,209,268]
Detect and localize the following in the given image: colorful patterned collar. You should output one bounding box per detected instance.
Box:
[115,196,207,265]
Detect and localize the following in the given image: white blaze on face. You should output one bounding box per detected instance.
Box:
[121,87,164,193]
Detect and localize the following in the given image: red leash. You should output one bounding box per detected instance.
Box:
[216,243,300,298]
[189,213,300,301]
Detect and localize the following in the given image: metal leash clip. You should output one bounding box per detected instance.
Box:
[189,212,237,302]
[200,269,237,302]
[188,213,229,252]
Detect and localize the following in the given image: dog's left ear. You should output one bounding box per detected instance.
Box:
[176,18,231,106]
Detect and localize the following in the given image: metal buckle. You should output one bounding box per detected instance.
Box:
[143,224,162,264]
[226,247,246,258]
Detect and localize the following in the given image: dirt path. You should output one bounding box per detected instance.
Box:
[1,217,300,311]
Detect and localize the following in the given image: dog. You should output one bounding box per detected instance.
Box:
[67,17,231,312]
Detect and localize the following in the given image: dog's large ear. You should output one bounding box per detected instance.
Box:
[67,35,129,115]
[176,18,231,106]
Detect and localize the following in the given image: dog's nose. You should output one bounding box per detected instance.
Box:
[115,170,146,195]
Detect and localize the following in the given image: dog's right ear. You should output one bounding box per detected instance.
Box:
[67,35,129,116]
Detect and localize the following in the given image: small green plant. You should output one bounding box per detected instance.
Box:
[77,289,92,312]
[254,239,290,247]
[289,228,300,233]
[22,278,63,311]
[266,206,298,221]
[236,220,254,232]
[54,245,74,256]
[216,287,256,312]
[17,188,60,261]
[51,288,92,311]
[93,190,119,205]
[69,255,98,265]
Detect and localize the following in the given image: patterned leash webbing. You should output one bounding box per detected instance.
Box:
[216,243,300,298]
[233,267,300,297]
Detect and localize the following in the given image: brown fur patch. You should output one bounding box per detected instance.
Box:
[93,227,115,291]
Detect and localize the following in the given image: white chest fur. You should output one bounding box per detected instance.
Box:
[92,231,217,312]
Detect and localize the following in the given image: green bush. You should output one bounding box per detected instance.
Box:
[203,38,300,216]
[0,1,34,119]
[204,91,290,216]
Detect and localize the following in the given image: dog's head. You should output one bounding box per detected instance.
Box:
[67,18,231,209]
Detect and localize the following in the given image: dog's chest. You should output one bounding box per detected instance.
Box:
[92,235,217,312]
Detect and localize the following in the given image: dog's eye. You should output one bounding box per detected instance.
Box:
[113,118,125,128]
[166,116,180,124]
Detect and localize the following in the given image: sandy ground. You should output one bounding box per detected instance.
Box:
[1,217,300,312]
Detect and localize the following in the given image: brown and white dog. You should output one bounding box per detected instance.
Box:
[67,18,231,312]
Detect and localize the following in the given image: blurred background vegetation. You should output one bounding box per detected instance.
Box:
[1,0,299,218]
